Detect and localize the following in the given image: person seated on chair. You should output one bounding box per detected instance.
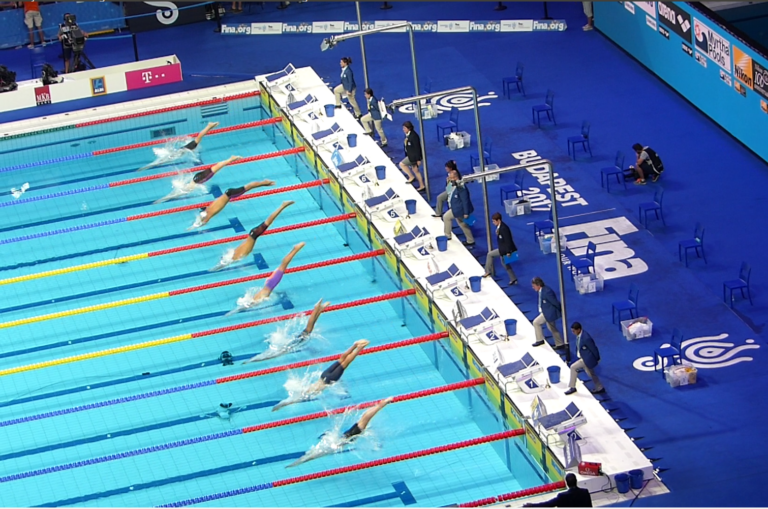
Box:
[523,473,592,507]
[443,170,475,247]
[631,143,664,185]
[484,212,518,285]
[361,88,387,147]
[432,160,459,218]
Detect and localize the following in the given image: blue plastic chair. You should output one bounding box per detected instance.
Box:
[436,107,459,142]
[638,189,665,227]
[654,329,684,378]
[532,90,556,127]
[502,62,525,97]
[533,209,554,241]
[723,262,753,308]
[570,242,597,281]
[678,223,707,267]
[601,151,626,192]
[612,283,639,330]
[500,170,526,201]
[470,138,493,168]
[567,121,592,159]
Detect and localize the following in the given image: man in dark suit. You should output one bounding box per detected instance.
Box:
[443,169,475,246]
[361,88,387,147]
[565,322,605,395]
[484,212,518,285]
[531,277,565,350]
[523,473,592,507]
[398,121,425,193]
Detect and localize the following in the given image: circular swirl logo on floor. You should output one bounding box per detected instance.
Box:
[396,91,498,114]
[633,333,760,371]
[146,1,179,25]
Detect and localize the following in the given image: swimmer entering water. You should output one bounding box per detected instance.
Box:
[227,242,305,315]
[272,339,369,412]
[209,200,295,272]
[287,396,393,468]
[138,121,219,171]
[155,155,242,204]
[242,298,330,364]
[187,179,275,230]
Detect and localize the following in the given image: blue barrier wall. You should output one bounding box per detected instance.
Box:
[594,1,768,164]
[0,2,126,50]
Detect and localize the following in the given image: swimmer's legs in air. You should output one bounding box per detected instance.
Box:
[231,200,294,261]
[155,155,242,204]
[188,179,275,230]
[186,121,220,150]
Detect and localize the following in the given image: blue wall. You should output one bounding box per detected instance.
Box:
[595,1,768,164]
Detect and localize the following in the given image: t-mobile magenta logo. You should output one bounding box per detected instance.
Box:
[142,72,152,84]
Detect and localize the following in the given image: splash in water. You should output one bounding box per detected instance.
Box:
[225,286,275,316]
[155,173,206,204]
[138,137,201,171]
[244,316,321,363]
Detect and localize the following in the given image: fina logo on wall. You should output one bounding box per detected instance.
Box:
[693,17,732,72]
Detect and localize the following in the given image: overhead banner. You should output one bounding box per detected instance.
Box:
[125,2,209,33]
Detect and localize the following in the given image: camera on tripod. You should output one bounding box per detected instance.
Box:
[59,14,86,53]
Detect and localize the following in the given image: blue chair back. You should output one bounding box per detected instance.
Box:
[671,328,684,351]
[484,138,493,157]
[739,262,752,283]
[694,223,705,243]
[514,169,525,187]
[628,283,639,306]
[614,151,625,170]
[545,90,555,107]
[422,78,432,95]
[516,62,524,79]
[654,189,664,208]
[581,121,590,138]
[586,242,597,258]
[449,107,459,124]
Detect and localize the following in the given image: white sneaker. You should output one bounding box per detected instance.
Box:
[27,44,34,49]
[583,24,593,31]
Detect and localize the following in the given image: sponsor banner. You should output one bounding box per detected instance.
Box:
[634,1,656,17]
[469,21,500,32]
[221,23,253,35]
[693,17,732,72]
[34,85,51,106]
[734,81,747,97]
[682,42,693,57]
[625,2,636,15]
[695,52,708,68]
[532,20,567,31]
[719,69,732,87]
[125,2,209,33]
[658,25,670,39]
[761,100,768,114]
[90,76,106,96]
[501,19,533,32]
[733,46,754,90]
[282,22,313,33]
[220,19,566,34]
[251,22,283,34]
[312,21,344,34]
[646,15,657,30]
[125,63,183,91]
[437,20,469,32]
[374,20,408,32]
[754,60,768,100]
[409,21,437,32]
[657,2,691,43]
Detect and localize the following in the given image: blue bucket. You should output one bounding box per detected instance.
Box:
[504,319,517,336]
[629,469,644,490]
[324,104,335,117]
[436,235,448,252]
[469,276,482,293]
[375,165,386,180]
[405,199,416,215]
[347,133,357,148]
[615,473,630,494]
[547,365,561,384]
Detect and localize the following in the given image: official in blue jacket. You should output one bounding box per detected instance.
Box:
[565,322,605,395]
[531,277,564,349]
[443,169,475,246]
[484,212,518,285]
[333,57,362,117]
[361,88,387,146]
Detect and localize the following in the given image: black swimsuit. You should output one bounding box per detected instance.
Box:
[343,423,362,440]
[320,361,345,385]
[193,168,213,184]
[225,186,246,199]
[249,222,268,240]
[184,140,199,151]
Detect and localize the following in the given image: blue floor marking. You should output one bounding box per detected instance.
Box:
[0,119,188,157]
[210,184,222,198]
[0,400,279,462]
[328,481,416,507]
[253,253,268,269]
[0,221,237,273]
[36,450,304,507]
[0,260,258,316]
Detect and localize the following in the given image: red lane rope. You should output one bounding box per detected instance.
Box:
[242,377,484,433]
[125,178,326,221]
[93,118,281,156]
[216,331,450,384]
[190,288,414,340]
[76,91,260,128]
[457,481,568,507]
[271,428,526,488]
[109,146,305,188]
[168,249,385,298]
[147,212,355,258]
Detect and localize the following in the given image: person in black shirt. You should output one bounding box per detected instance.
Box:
[523,473,592,507]
[398,121,425,193]
[484,212,518,285]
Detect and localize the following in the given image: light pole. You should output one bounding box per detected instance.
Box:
[320,22,429,200]
[354,2,369,89]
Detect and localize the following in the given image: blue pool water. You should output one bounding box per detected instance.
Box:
[0,94,547,507]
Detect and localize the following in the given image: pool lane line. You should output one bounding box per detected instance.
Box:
[0,377,483,485]
[0,247,381,331]
[0,178,327,246]
[0,90,259,145]
[0,285,409,379]
[0,332,448,427]
[454,481,568,508]
[0,146,305,210]
[0,212,352,286]
[159,426,524,508]
[0,333,448,461]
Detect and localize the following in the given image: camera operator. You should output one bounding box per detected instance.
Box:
[57,13,88,73]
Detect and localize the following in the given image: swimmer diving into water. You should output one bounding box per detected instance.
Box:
[155,155,242,204]
[242,298,330,363]
[138,121,219,171]
[226,242,305,315]
[287,396,393,468]
[272,339,369,412]
[209,200,295,271]
[187,179,276,230]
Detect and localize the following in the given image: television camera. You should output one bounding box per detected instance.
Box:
[59,14,94,72]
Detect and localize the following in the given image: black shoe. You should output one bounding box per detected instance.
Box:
[462,241,475,247]
[532,341,545,347]
[354,114,362,120]
[380,142,388,148]
[334,105,342,109]
[431,214,442,218]
[590,387,606,394]
[564,388,577,396]
[554,344,567,351]
[651,174,660,182]
[509,280,518,285]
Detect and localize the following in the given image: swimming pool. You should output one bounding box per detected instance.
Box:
[0,85,552,507]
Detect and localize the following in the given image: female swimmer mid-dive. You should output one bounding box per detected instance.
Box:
[209,200,294,271]
[286,396,393,468]
[242,298,329,363]
[226,242,305,316]
[155,155,242,204]
[138,121,219,171]
[187,179,275,230]
[272,339,369,412]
